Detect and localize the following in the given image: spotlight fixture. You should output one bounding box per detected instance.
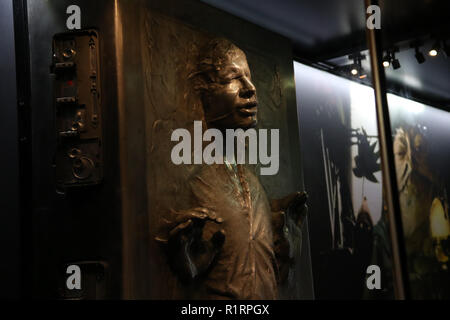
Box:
[391,58,401,69]
[391,52,401,69]
[382,48,400,70]
[428,40,440,57]
[414,47,425,64]
[382,52,391,67]
[348,53,366,77]
[428,49,438,57]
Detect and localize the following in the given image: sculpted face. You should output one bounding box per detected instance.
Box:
[199,44,258,130]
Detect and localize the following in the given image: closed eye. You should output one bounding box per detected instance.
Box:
[219,74,242,84]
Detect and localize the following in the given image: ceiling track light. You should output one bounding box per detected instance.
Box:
[348,53,366,77]
[382,48,400,70]
[391,57,401,69]
[351,59,361,76]
[390,50,401,70]
[414,47,425,64]
[410,41,425,64]
[382,51,391,67]
[428,40,441,57]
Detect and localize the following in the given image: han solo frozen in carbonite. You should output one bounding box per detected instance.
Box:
[156,38,308,299]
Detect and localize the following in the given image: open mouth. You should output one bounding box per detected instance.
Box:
[237,102,258,116]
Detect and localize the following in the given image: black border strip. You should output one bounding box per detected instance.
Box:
[13,0,32,299]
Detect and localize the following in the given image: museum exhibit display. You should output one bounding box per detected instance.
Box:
[378,3,450,298]
[1,0,449,303]
[389,97,450,299]
[295,62,394,299]
[379,1,450,299]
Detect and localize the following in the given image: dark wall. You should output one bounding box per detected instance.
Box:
[0,0,20,299]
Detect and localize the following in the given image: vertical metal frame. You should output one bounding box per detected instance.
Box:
[364,0,410,299]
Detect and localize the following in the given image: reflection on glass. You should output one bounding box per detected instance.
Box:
[389,95,450,299]
[295,62,392,300]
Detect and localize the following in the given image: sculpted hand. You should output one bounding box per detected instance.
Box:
[270,191,308,284]
[270,191,308,228]
[155,207,225,281]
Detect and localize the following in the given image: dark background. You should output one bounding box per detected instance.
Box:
[203,0,450,109]
[0,0,20,299]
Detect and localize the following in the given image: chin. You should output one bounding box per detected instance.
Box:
[247,116,258,128]
[236,114,257,129]
[236,119,256,130]
[248,119,258,128]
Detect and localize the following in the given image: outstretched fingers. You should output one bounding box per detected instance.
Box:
[169,219,194,238]
[271,191,308,212]
[174,207,222,224]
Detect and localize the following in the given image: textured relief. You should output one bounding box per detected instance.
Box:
[148,36,308,299]
[114,2,309,298]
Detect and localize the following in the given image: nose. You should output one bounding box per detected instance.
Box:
[239,76,256,99]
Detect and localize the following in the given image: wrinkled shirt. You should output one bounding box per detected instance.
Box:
[189,162,278,299]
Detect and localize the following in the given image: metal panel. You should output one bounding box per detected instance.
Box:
[26,0,122,298]
[52,29,104,188]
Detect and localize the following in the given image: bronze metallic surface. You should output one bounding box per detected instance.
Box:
[152,38,308,299]
[53,30,103,188]
[113,0,313,299]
